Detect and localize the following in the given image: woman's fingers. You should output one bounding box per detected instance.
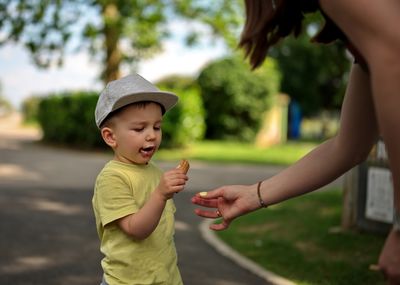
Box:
[194,208,231,230]
[191,196,219,208]
[209,220,230,231]
[196,187,226,199]
[194,208,221,218]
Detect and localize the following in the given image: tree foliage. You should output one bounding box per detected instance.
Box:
[172,0,244,49]
[0,0,173,82]
[0,1,350,117]
[270,13,351,116]
[198,55,280,142]
[0,0,244,84]
[156,75,206,147]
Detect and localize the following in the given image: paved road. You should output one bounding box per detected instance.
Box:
[0,115,282,285]
[0,114,342,285]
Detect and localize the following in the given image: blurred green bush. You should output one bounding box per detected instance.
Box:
[37,91,104,148]
[31,75,205,149]
[157,75,206,148]
[198,56,281,142]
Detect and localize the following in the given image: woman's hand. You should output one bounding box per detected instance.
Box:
[191,184,261,230]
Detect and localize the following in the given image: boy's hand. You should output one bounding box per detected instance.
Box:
[156,163,189,200]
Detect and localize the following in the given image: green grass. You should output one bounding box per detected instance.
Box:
[215,189,386,285]
[156,140,318,165]
[157,141,384,284]
[157,140,385,284]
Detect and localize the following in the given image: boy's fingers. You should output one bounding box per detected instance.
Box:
[171,185,185,193]
[165,170,188,178]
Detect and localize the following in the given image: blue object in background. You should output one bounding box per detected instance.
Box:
[288,99,302,139]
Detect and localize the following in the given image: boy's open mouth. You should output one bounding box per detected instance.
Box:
[140,146,155,155]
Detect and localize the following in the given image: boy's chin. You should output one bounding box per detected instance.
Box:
[114,154,151,165]
[138,155,153,165]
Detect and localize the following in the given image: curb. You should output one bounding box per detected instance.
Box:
[199,220,296,285]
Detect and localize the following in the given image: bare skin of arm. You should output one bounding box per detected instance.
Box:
[194,1,400,282]
[320,1,400,283]
[118,168,187,240]
[257,64,378,207]
[192,64,378,228]
[321,0,400,211]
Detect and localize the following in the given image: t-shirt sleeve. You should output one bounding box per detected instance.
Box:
[95,170,138,226]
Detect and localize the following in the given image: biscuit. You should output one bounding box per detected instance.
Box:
[177,159,190,174]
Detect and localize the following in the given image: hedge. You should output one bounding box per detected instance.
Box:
[198,56,281,142]
[157,75,206,148]
[35,80,205,149]
[37,91,104,148]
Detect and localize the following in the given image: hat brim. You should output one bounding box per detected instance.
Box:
[112,91,178,113]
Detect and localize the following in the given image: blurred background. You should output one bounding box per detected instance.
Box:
[0,0,350,146]
[0,1,389,285]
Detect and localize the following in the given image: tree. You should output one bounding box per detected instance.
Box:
[172,0,244,49]
[0,0,348,115]
[270,13,351,116]
[0,0,175,82]
[0,0,245,84]
[198,55,280,141]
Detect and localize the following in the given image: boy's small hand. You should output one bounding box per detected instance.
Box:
[157,168,188,200]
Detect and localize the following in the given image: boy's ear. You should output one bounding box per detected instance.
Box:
[101,127,117,148]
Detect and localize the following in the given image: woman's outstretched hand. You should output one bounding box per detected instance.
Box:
[191,184,261,231]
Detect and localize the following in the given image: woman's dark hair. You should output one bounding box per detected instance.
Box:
[239,0,344,69]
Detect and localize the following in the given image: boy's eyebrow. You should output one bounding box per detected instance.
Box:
[128,119,163,125]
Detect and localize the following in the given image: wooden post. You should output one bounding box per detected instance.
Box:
[341,167,359,230]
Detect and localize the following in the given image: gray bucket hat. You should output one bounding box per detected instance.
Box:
[95,74,178,128]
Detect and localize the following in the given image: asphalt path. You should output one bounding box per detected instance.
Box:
[0,115,285,285]
[0,114,342,285]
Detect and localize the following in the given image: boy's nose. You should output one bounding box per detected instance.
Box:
[146,130,156,140]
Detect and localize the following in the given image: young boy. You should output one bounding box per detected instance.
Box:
[93,74,188,285]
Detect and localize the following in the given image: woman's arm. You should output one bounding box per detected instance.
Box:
[320,1,400,282]
[321,0,400,209]
[259,63,378,206]
[193,64,379,230]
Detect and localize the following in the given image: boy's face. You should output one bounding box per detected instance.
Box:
[108,102,163,165]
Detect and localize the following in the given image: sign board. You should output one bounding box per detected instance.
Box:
[365,167,394,223]
[343,139,393,234]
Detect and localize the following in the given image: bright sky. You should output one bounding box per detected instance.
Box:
[0,27,227,109]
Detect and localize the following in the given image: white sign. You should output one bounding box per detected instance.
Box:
[365,167,394,223]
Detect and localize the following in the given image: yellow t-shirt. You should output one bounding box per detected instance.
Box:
[92,160,183,285]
